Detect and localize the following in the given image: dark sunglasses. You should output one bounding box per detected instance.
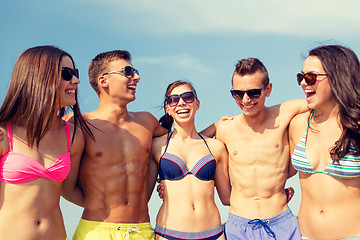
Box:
[102,66,139,79]
[230,85,267,100]
[296,73,328,85]
[62,67,79,81]
[166,91,197,107]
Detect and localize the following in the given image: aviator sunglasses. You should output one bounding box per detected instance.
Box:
[296,72,328,85]
[230,85,267,100]
[102,66,139,79]
[62,67,79,81]
[166,91,197,107]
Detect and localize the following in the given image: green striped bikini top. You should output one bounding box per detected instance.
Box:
[291,111,360,179]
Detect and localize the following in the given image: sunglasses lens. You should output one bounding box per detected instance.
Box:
[230,90,244,100]
[296,73,303,85]
[247,89,262,99]
[181,92,195,103]
[297,73,317,85]
[62,67,79,81]
[123,66,138,78]
[62,67,72,81]
[73,69,79,79]
[305,73,317,85]
[167,96,180,106]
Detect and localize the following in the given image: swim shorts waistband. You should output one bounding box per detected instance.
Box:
[228,208,294,227]
[155,224,223,240]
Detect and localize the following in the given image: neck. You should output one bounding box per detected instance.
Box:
[242,107,270,126]
[172,122,198,140]
[96,99,130,122]
[312,101,339,124]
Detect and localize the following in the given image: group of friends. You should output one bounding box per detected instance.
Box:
[0,44,359,240]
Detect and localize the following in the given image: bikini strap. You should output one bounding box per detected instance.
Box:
[5,123,13,151]
[163,132,173,154]
[198,133,213,156]
[159,132,173,161]
[64,121,71,152]
[306,110,315,133]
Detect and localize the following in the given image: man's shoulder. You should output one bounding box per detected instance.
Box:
[216,114,241,140]
[218,114,241,128]
[130,111,159,126]
[131,111,155,119]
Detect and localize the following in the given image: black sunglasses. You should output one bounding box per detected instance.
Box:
[230,85,267,100]
[166,91,197,107]
[102,66,139,79]
[62,67,79,81]
[297,73,328,85]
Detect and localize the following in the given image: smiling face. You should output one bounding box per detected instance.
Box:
[232,71,271,117]
[58,55,80,108]
[165,84,199,126]
[101,59,140,102]
[301,55,334,110]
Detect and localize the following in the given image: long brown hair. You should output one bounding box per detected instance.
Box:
[0,45,93,148]
[308,45,360,162]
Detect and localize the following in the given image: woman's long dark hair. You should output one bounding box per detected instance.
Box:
[309,45,360,162]
[0,45,93,148]
[159,80,197,131]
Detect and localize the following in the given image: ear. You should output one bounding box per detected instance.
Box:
[195,99,200,110]
[265,83,272,97]
[99,76,109,88]
[165,105,170,115]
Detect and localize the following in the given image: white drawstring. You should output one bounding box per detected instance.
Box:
[118,226,142,240]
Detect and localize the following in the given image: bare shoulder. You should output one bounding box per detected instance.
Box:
[150,133,169,160]
[81,112,96,121]
[66,121,85,151]
[131,111,167,137]
[202,135,227,152]
[132,111,157,123]
[290,111,311,128]
[217,114,239,131]
[152,134,168,149]
[216,114,240,139]
[289,111,311,144]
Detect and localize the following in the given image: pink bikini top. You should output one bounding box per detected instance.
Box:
[0,122,71,184]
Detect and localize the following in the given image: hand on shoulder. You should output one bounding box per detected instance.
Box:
[215,115,234,129]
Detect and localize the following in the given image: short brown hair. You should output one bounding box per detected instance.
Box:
[88,50,132,94]
[233,58,269,86]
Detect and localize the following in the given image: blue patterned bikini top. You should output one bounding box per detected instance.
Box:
[291,111,360,179]
[158,132,216,181]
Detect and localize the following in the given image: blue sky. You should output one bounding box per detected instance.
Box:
[2,0,360,237]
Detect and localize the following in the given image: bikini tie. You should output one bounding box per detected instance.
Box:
[118,226,142,240]
[248,219,277,240]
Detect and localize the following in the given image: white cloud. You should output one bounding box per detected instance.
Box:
[83,0,360,36]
